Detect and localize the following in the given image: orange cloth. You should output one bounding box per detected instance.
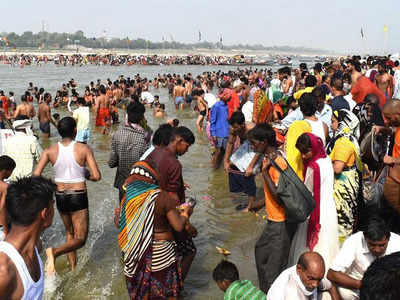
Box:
[96,107,110,126]
[0,96,8,115]
[264,156,287,222]
[393,127,400,159]
[252,89,273,124]
[351,76,386,108]
[228,91,240,119]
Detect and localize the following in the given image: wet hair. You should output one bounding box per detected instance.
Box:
[77,97,86,105]
[57,117,76,139]
[395,61,399,67]
[247,123,277,147]
[299,93,317,116]
[21,95,27,102]
[152,124,173,146]
[295,133,312,154]
[348,60,362,72]
[6,176,56,226]
[126,102,145,124]
[363,215,390,242]
[0,155,16,171]
[228,111,245,126]
[299,63,308,70]
[172,119,179,127]
[170,126,195,145]
[332,78,344,91]
[278,66,291,75]
[364,94,379,105]
[44,92,51,101]
[212,260,239,283]
[99,85,106,95]
[305,75,317,87]
[360,251,400,300]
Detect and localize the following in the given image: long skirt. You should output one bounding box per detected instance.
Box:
[333,168,360,243]
[125,240,183,300]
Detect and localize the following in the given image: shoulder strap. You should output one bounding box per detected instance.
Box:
[267,153,287,174]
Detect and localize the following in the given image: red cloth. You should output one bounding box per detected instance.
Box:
[351,76,386,108]
[0,96,8,115]
[96,107,110,126]
[302,133,326,251]
[228,91,240,119]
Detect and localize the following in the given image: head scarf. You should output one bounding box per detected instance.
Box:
[326,109,363,171]
[285,120,311,180]
[302,133,326,251]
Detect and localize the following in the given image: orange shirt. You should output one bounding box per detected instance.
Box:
[393,127,400,158]
[264,156,287,222]
[351,76,386,108]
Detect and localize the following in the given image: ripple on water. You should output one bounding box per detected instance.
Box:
[0,63,272,299]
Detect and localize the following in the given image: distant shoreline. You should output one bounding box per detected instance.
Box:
[0,47,340,58]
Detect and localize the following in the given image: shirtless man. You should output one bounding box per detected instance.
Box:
[94,85,111,134]
[33,117,101,274]
[38,93,57,138]
[194,89,208,132]
[184,76,193,106]
[375,61,393,100]
[13,95,35,119]
[173,79,186,110]
[0,176,55,300]
[347,60,362,87]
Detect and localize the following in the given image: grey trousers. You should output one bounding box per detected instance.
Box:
[255,220,297,293]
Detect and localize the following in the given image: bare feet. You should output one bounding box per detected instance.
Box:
[45,248,56,276]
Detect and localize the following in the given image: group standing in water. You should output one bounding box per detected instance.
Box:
[0,54,400,299]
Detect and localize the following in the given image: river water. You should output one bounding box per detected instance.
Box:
[1,63,274,300]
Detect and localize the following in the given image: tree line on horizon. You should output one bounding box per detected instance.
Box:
[0,30,326,53]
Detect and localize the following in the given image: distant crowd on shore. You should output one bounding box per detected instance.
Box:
[1,54,400,299]
[0,53,263,67]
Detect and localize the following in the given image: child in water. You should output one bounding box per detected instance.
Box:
[153,103,166,118]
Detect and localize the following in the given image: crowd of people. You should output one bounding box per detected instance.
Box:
[0,54,399,299]
[0,53,263,67]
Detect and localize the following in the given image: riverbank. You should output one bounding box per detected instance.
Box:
[0,47,339,58]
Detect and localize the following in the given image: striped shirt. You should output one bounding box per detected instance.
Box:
[224,280,266,300]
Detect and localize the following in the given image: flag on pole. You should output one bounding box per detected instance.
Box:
[361,28,364,39]
[384,25,388,33]
[198,30,201,41]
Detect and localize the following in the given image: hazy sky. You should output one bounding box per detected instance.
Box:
[2,0,399,53]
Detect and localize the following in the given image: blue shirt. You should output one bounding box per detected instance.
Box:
[210,101,229,138]
[281,104,332,129]
[331,95,350,111]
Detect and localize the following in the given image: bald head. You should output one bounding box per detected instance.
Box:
[383,99,400,114]
[298,252,325,271]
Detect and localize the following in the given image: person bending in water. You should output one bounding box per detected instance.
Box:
[33,117,101,274]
